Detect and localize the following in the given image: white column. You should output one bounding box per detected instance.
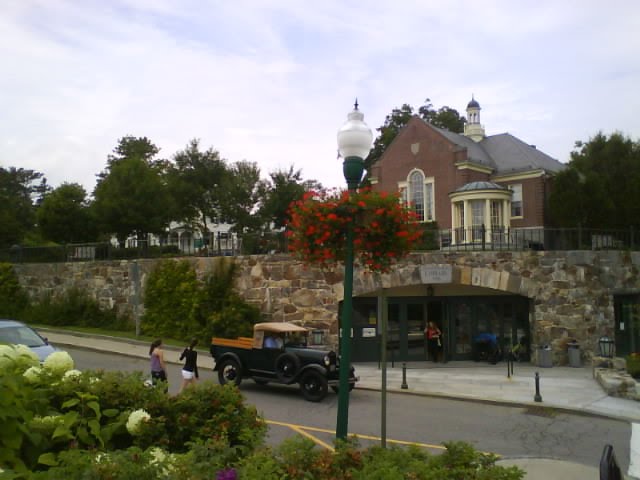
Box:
[450,202,457,245]
[463,200,470,243]
[484,200,491,244]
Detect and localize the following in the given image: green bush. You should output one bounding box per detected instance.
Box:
[142,258,259,343]
[626,354,640,378]
[0,262,28,317]
[141,259,201,339]
[20,288,129,330]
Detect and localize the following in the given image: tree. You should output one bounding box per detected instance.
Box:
[37,183,97,243]
[0,167,49,247]
[93,137,170,245]
[364,99,466,173]
[260,166,308,230]
[220,160,266,235]
[166,139,229,235]
[548,132,640,229]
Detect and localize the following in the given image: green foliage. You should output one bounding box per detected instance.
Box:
[548,132,640,229]
[36,183,97,243]
[626,354,640,378]
[142,258,259,342]
[166,139,229,235]
[200,259,260,339]
[93,137,170,244]
[0,262,28,317]
[141,259,201,339]
[0,166,50,248]
[220,160,267,237]
[20,288,129,330]
[260,166,306,229]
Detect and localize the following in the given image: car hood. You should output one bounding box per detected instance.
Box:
[31,344,57,363]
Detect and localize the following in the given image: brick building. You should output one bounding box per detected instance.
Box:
[370,97,565,248]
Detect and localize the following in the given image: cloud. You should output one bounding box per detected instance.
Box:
[1,0,639,193]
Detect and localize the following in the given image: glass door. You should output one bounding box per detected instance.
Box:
[406,303,426,361]
[450,301,473,360]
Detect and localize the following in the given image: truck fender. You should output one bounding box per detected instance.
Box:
[298,363,327,378]
[213,352,243,372]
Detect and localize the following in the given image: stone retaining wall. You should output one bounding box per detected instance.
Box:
[12,250,640,364]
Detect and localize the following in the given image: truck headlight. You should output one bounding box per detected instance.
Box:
[323,355,331,366]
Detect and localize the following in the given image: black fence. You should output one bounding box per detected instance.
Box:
[0,231,289,264]
[438,226,637,252]
[1,226,637,264]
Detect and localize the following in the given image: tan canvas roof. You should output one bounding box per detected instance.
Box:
[253,322,309,333]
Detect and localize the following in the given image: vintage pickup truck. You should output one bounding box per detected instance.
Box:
[210,322,358,402]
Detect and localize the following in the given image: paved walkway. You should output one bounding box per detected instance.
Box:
[41,329,639,479]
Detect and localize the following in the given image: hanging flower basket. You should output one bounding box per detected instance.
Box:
[286,188,422,272]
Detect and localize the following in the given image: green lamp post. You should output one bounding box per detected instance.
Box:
[335,100,373,440]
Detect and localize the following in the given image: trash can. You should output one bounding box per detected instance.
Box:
[538,345,553,368]
[567,341,581,367]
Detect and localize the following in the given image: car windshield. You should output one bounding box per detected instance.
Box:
[0,326,47,348]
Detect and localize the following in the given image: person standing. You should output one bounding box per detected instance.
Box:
[425,321,443,363]
[149,339,167,390]
[179,338,199,393]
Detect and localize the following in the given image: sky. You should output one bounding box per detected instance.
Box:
[2,0,640,194]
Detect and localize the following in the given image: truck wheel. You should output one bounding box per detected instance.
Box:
[275,353,300,383]
[299,371,328,402]
[218,358,242,386]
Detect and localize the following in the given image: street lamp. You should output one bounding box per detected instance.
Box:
[335,100,373,440]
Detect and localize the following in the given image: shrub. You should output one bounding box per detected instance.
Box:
[0,262,28,317]
[626,353,640,378]
[20,288,129,330]
[141,259,201,339]
[142,258,259,343]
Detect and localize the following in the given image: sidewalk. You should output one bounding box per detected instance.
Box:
[41,329,638,479]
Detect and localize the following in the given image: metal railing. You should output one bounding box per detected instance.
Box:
[1,226,636,264]
[437,226,636,252]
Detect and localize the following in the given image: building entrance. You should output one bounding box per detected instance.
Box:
[348,294,529,363]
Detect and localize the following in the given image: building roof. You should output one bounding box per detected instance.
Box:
[454,181,509,193]
[430,124,565,175]
[467,98,480,109]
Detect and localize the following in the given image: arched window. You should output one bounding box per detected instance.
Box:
[409,171,425,221]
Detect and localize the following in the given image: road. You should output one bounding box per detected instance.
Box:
[65,346,631,469]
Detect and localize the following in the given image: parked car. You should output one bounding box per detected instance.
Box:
[211,322,358,402]
[0,319,57,362]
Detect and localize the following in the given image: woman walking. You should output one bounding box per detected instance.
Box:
[179,338,199,393]
[149,339,167,390]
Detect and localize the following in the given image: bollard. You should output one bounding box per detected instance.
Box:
[534,371,542,402]
[401,362,408,389]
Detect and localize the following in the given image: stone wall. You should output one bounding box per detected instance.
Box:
[12,250,640,364]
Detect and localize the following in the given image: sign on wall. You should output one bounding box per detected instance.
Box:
[420,265,452,284]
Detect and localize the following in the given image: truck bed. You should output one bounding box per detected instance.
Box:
[211,337,254,349]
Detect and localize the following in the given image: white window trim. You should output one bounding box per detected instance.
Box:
[508,184,523,219]
[399,169,436,223]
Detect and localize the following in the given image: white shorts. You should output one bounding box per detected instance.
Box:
[181,369,194,380]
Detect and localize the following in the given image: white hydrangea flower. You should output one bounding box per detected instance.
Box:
[23,365,43,383]
[126,409,151,435]
[30,415,63,433]
[13,344,40,369]
[0,344,16,369]
[63,369,83,380]
[43,351,74,374]
[94,452,110,464]
[149,447,174,476]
